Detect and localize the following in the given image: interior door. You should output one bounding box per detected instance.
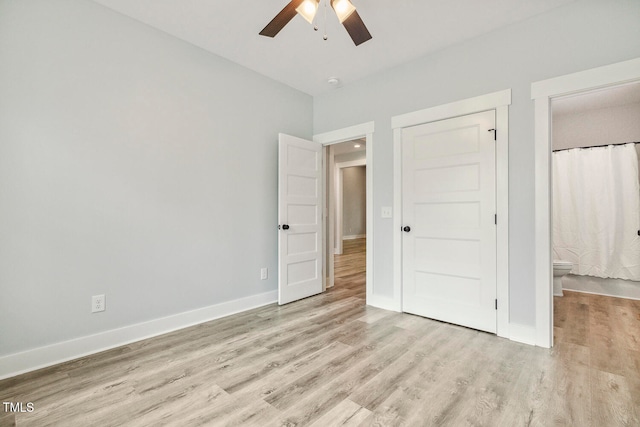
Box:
[401,110,497,333]
[278,133,323,305]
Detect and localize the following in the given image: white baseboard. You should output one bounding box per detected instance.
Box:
[562,274,640,300]
[509,322,537,346]
[0,290,277,380]
[367,294,401,312]
[343,234,366,240]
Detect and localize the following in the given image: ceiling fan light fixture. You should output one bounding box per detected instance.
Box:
[296,0,319,24]
[259,0,371,46]
[331,0,356,23]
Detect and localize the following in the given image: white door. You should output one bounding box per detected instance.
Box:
[401,110,497,333]
[278,133,323,305]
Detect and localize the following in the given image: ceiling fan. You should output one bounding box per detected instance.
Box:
[259,0,372,46]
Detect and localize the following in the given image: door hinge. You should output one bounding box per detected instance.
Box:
[488,128,496,141]
[495,299,498,310]
[494,214,497,225]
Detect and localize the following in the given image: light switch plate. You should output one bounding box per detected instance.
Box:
[381,207,392,218]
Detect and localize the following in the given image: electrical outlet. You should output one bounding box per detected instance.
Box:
[260,268,268,280]
[92,294,105,313]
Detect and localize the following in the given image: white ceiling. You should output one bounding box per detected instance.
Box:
[331,138,365,155]
[552,82,640,116]
[92,0,576,96]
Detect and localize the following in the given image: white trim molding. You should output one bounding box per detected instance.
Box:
[335,158,366,254]
[392,89,512,129]
[343,234,366,240]
[314,122,375,145]
[509,323,537,346]
[314,122,375,307]
[391,89,512,339]
[531,57,640,349]
[531,58,640,100]
[392,127,404,313]
[367,294,401,312]
[562,276,640,301]
[0,290,277,380]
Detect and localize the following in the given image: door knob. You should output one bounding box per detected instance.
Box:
[282,224,290,230]
[403,226,411,232]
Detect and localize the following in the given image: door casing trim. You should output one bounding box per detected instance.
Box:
[391,89,511,339]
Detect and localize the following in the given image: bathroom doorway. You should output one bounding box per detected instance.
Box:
[532,58,640,348]
[550,83,640,297]
[549,82,640,345]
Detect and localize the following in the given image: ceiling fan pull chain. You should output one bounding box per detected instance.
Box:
[313,0,319,31]
[323,0,328,40]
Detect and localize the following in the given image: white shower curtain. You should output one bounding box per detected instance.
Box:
[553,143,640,281]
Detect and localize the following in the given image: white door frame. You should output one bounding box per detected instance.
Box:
[334,159,366,257]
[391,89,511,339]
[314,122,374,299]
[531,57,640,348]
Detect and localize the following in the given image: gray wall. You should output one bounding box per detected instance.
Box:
[0,0,312,356]
[342,166,366,237]
[553,103,640,150]
[313,0,640,327]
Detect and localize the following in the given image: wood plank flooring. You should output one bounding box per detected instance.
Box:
[334,238,366,282]
[2,241,639,426]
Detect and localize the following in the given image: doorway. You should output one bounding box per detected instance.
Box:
[550,83,640,296]
[277,129,372,305]
[550,84,640,363]
[277,123,374,305]
[327,140,367,289]
[532,57,640,347]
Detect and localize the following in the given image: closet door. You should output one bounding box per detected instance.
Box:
[401,110,497,333]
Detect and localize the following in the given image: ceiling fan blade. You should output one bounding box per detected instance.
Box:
[342,10,372,46]
[259,0,305,38]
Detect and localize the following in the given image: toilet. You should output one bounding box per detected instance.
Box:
[553,260,573,296]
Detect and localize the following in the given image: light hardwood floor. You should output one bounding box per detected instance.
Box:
[1,240,639,426]
[334,238,366,284]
